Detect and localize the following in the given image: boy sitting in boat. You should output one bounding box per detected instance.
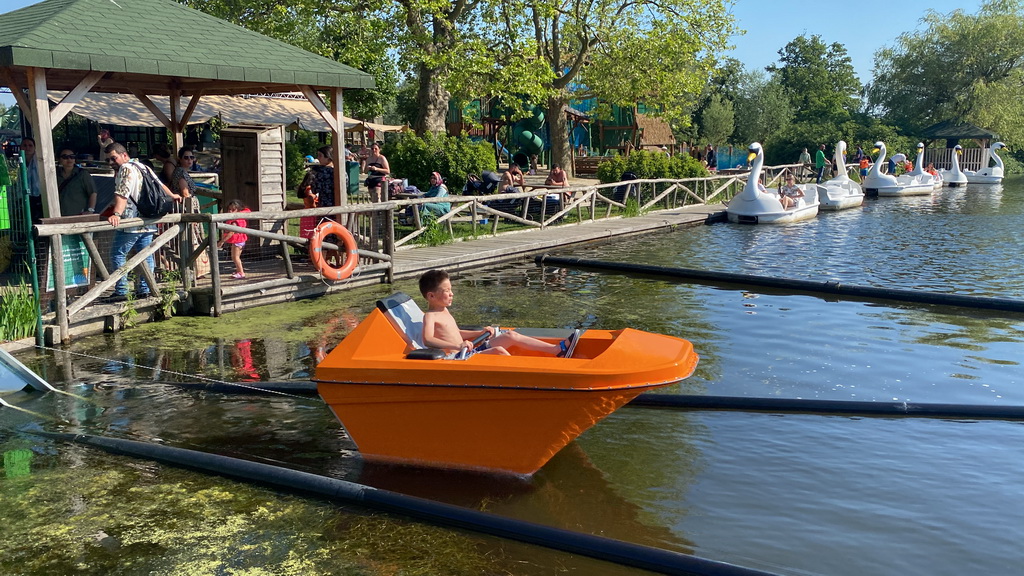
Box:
[420,269,578,357]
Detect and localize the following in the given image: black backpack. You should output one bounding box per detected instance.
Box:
[130,161,175,218]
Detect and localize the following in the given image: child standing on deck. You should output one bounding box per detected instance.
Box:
[419,269,580,358]
[219,199,250,279]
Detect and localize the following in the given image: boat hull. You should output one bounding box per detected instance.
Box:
[876,184,934,197]
[727,204,818,224]
[314,308,699,475]
[317,382,649,475]
[965,174,1002,184]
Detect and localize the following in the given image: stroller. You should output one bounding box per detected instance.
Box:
[464,171,502,195]
[613,171,639,204]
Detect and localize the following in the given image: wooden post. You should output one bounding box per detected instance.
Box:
[384,208,395,284]
[209,221,222,316]
[331,87,346,206]
[26,67,58,220]
[50,234,70,343]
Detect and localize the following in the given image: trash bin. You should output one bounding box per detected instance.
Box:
[346,161,360,195]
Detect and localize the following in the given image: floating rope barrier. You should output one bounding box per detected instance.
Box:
[536,255,1024,313]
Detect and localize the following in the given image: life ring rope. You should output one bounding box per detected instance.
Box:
[309,220,359,281]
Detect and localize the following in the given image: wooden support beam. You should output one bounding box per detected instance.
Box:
[130,90,172,130]
[27,67,59,219]
[50,70,104,125]
[298,85,340,134]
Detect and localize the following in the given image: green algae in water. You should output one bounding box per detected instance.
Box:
[0,442,504,576]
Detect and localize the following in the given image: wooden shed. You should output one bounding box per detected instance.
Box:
[220,124,286,254]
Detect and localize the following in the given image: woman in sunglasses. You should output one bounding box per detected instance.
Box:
[172,147,198,199]
[56,146,98,216]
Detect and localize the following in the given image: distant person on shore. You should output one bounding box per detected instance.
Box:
[56,146,97,216]
[546,164,572,201]
[172,147,197,199]
[798,147,812,177]
[705,144,717,171]
[97,129,114,157]
[152,144,177,186]
[859,156,870,181]
[103,142,175,301]
[815,144,830,183]
[20,137,42,222]
[421,171,451,218]
[419,269,579,358]
[499,162,524,194]
[218,199,250,279]
[364,142,390,202]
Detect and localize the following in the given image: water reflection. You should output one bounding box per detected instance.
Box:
[3,176,1024,575]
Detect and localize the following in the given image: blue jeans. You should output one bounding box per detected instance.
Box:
[111,231,154,296]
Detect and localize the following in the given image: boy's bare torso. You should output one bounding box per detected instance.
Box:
[423,308,464,351]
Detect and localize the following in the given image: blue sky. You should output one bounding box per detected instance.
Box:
[726,0,983,82]
[1,0,985,107]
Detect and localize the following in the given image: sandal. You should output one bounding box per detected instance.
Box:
[558,329,581,358]
[231,272,246,279]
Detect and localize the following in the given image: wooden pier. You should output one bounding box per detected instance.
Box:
[389,203,720,278]
[30,172,746,343]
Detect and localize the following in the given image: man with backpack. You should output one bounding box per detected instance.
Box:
[103,142,180,302]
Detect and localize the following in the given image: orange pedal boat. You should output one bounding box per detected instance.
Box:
[314,293,699,475]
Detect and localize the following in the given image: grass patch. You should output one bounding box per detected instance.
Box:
[0,281,36,340]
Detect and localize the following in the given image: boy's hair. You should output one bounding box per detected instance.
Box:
[419,269,449,297]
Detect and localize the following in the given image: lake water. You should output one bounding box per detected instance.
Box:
[2,178,1023,575]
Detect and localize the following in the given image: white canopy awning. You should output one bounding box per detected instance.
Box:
[48,92,407,133]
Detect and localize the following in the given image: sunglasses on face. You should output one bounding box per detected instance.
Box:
[181,155,195,159]
[107,157,119,164]
[60,154,76,160]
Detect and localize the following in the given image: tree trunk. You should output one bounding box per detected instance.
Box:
[546,94,572,176]
[414,64,450,136]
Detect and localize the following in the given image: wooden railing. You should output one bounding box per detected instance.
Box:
[32,166,815,343]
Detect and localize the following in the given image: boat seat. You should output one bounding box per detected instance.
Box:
[376,292,448,360]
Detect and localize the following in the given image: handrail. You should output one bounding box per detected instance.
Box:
[30,165,803,343]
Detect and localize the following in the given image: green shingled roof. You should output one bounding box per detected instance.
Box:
[0,0,374,93]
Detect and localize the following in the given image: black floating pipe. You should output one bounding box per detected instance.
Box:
[536,254,1024,313]
[631,394,1024,420]
[161,381,1024,421]
[40,432,777,576]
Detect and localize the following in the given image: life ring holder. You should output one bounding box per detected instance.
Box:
[309,220,359,280]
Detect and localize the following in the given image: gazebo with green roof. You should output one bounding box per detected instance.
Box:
[0,0,375,216]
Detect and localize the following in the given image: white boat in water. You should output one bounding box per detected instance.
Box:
[906,142,942,190]
[939,145,968,187]
[726,142,819,224]
[816,140,864,210]
[965,142,1006,184]
[862,141,934,197]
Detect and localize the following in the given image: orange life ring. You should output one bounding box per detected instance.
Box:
[309,220,359,280]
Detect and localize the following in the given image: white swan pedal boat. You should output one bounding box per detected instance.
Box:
[816,140,864,210]
[862,141,934,197]
[726,142,818,224]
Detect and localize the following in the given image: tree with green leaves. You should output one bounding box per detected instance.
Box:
[178,0,398,121]
[867,0,1024,145]
[768,34,861,125]
[699,94,734,145]
[761,34,862,164]
[507,0,737,171]
[728,69,792,147]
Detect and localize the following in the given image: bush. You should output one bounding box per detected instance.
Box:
[595,150,709,183]
[285,131,329,191]
[384,133,496,192]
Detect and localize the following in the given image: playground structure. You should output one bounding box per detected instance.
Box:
[445,98,681,175]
